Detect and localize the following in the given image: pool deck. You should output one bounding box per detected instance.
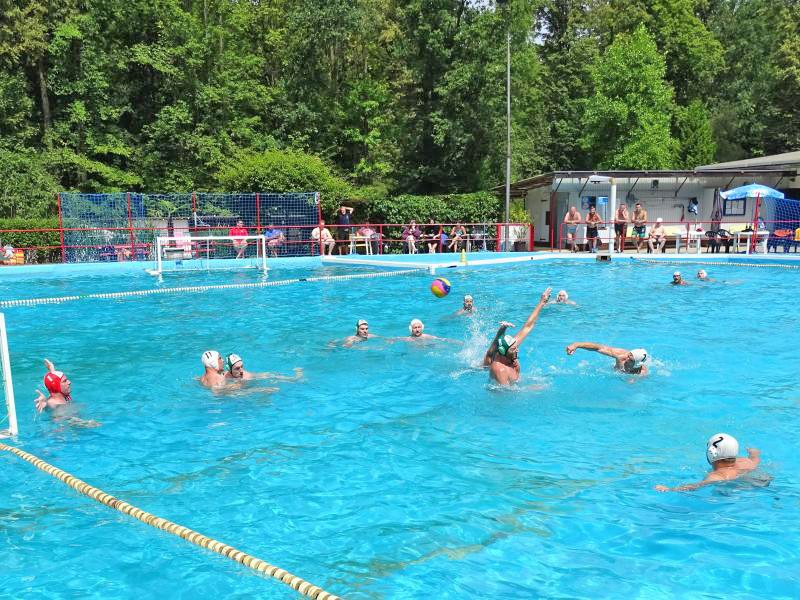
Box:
[0,250,798,277]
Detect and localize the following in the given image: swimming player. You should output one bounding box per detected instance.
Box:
[34,359,100,427]
[696,269,715,281]
[655,434,761,492]
[200,350,226,387]
[224,353,304,381]
[34,358,71,413]
[483,287,551,385]
[549,290,576,305]
[455,295,475,315]
[404,319,454,342]
[671,271,688,286]
[565,343,649,375]
[343,319,379,347]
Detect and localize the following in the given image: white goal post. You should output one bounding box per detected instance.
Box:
[150,234,268,275]
[0,313,17,438]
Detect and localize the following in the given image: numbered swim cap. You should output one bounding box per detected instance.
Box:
[201,350,221,370]
[706,433,739,464]
[44,371,65,394]
[225,353,242,371]
[496,335,516,356]
[630,348,648,364]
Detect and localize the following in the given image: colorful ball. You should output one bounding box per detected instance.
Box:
[430,277,451,298]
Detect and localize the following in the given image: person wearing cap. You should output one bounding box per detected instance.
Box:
[565,342,649,375]
[655,434,761,492]
[35,358,72,413]
[483,287,551,385]
[456,295,475,316]
[671,271,688,286]
[223,353,304,381]
[200,350,226,387]
[648,217,667,253]
[343,320,380,347]
[549,290,576,305]
[696,269,715,281]
[404,318,450,341]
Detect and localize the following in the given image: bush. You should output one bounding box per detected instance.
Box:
[360,191,502,226]
[216,149,352,216]
[0,218,61,263]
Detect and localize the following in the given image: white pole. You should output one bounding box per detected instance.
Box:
[608,178,617,255]
[504,26,511,252]
[0,313,17,437]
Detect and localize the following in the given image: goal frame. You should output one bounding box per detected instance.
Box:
[151,234,268,275]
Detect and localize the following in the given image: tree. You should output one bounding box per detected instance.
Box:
[674,100,715,168]
[581,25,679,169]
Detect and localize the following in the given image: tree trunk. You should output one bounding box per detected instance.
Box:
[38,59,51,143]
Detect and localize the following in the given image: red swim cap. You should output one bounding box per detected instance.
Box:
[44,371,65,394]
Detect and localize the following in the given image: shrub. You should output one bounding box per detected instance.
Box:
[0,218,61,263]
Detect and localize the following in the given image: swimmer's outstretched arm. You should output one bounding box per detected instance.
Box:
[655,473,724,492]
[253,367,304,382]
[483,321,513,365]
[515,287,552,348]
[34,390,47,413]
[566,342,624,359]
[44,358,56,373]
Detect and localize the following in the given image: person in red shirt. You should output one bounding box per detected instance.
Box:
[229,219,249,258]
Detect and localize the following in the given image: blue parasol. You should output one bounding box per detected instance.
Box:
[720,184,784,200]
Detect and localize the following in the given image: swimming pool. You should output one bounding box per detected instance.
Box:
[2,258,799,598]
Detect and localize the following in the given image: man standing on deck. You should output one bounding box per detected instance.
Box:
[632,203,648,253]
[483,287,551,385]
[562,207,582,252]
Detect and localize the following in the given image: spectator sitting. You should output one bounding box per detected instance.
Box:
[357,221,380,255]
[402,220,421,254]
[448,223,467,252]
[264,224,285,257]
[2,244,15,265]
[229,219,249,259]
[311,220,336,256]
[425,218,440,253]
[648,218,667,253]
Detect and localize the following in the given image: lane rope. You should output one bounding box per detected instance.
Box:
[0,268,424,308]
[632,259,800,269]
[0,443,341,599]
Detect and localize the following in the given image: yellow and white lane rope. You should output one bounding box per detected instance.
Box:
[0,268,424,308]
[0,444,341,599]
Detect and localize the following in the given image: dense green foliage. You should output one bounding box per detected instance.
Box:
[1,0,799,217]
[0,217,60,261]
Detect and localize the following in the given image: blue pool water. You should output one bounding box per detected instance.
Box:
[2,259,799,598]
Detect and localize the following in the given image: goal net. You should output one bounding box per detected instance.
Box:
[150,235,268,274]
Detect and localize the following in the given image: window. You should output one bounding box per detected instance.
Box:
[723,198,746,216]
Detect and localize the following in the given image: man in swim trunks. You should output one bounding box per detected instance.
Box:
[671,271,688,286]
[483,287,551,385]
[586,206,602,253]
[565,342,649,375]
[224,353,304,381]
[34,358,71,413]
[229,219,249,259]
[200,350,226,387]
[614,204,629,252]
[655,433,761,492]
[456,295,475,315]
[343,320,380,346]
[632,202,648,253]
[562,207,582,252]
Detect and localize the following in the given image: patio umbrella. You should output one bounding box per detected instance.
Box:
[710,188,723,229]
[719,183,784,200]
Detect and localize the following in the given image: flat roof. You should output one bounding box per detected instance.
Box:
[697,151,800,171]
[494,168,797,196]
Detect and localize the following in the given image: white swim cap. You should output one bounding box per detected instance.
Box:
[557,290,568,301]
[673,271,681,277]
[630,348,648,364]
[706,433,739,464]
[201,350,221,370]
[464,295,473,301]
[656,217,663,223]
[225,353,242,371]
[409,319,424,333]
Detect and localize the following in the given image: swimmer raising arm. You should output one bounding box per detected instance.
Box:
[566,342,649,376]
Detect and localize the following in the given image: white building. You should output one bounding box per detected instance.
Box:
[500,151,800,248]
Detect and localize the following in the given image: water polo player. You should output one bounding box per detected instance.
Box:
[565,342,649,376]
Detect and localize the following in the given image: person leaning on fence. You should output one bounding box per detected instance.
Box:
[562,207,582,252]
[586,206,602,253]
[632,202,648,253]
[311,220,336,256]
[229,219,249,259]
[614,204,629,252]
